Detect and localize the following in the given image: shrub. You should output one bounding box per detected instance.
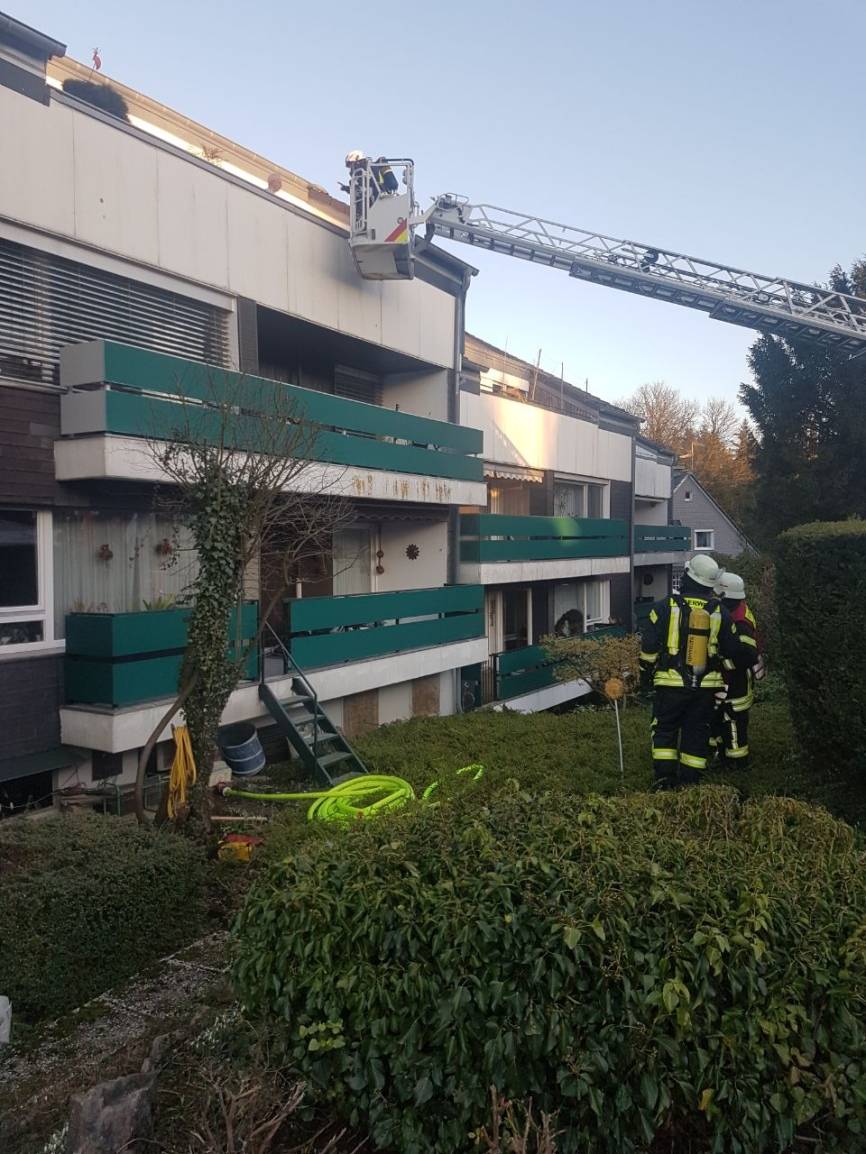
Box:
[716,550,778,664]
[775,520,866,780]
[543,631,641,697]
[234,786,866,1154]
[0,813,206,1020]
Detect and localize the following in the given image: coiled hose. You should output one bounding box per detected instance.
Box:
[218,764,484,822]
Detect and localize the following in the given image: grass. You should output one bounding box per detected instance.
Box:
[251,678,866,862]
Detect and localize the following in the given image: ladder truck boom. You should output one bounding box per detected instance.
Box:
[346,157,866,354]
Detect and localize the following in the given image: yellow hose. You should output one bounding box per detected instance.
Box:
[220,764,484,822]
[167,725,197,820]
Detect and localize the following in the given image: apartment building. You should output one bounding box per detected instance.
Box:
[457,337,689,712]
[0,13,688,807]
[0,15,490,806]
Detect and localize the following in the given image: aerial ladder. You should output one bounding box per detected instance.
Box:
[346,156,866,354]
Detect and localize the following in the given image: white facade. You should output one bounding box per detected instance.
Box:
[461,390,632,482]
[0,83,455,370]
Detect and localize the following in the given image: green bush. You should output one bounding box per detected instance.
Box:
[716,550,778,664]
[0,813,206,1020]
[234,786,866,1154]
[775,521,866,780]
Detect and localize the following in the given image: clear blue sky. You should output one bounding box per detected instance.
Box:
[19,0,866,408]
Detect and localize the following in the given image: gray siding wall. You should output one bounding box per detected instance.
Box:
[609,572,632,627]
[673,480,752,559]
[0,654,63,760]
[610,479,632,524]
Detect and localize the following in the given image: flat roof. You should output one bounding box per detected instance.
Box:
[0,10,66,60]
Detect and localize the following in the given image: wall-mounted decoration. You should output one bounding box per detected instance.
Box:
[405,543,420,560]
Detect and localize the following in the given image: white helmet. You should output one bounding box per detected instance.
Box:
[345,150,367,165]
[715,571,746,600]
[685,553,720,588]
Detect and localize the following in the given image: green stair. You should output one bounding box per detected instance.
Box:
[258,682,368,787]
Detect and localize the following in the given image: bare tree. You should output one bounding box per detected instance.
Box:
[134,372,353,824]
[699,396,739,447]
[617,381,699,454]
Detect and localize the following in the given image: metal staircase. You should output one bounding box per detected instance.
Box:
[259,626,368,787]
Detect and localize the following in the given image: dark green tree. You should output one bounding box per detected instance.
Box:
[740,260,866,539]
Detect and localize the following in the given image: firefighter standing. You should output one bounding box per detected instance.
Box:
[712,571,761,770]
[639,554,758,789]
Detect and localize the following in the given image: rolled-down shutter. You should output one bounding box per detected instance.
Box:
[0,237,230,390]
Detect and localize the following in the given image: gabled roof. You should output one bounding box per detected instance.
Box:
[673,470,756,552]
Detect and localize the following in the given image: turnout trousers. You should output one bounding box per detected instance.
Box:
[712,702,751,768]
[651,687,717,787]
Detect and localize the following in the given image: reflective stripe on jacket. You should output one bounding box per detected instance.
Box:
[640,593,756,690]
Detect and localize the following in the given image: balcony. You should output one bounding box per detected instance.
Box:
[633,523,691,566]
[55,341,487,505]
[459,513,630,585]
[283,585,484,667]
[463,629,628,714]
[64,604,258,709]
[60,588,488,752]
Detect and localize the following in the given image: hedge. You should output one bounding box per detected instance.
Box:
[775,520,866,779]
[0,813,206,1020]
[234,786,866,1154]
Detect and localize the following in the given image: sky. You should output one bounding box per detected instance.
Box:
[19,0,866,410]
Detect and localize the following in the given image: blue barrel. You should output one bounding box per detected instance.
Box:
[220,723,265,777]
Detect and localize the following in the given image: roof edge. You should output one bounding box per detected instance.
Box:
[0,12,66,60]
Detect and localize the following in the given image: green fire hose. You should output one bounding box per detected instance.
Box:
[216,764,484,823]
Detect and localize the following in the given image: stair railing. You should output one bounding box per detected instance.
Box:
[262,622,320,761]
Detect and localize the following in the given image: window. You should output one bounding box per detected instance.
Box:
[0,510,54,651]
[693,529,715,551]
[553,481,606,519]
[332,529,372,596]
[684,489,692,501]
[583,579,608,626]
[586,484,604,519]
[52,511,199,634]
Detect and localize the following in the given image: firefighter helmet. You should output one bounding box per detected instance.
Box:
[345,150,367,166]
[685,553,720,588]
[715,571,746,599]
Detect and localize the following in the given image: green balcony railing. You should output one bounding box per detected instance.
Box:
[460,513,629,564]
[64,603,258,708]
[496,645,560,698]
[60,341,483,483]
[494,628,629,702]
[634,524,691,552]
[284,585,484,667]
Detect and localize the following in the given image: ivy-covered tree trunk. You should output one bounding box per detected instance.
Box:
[181,480,249,817]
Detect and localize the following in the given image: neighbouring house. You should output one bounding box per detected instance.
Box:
[0,11,688,812]
[671,470,756,586]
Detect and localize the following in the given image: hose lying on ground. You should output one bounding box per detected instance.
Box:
[216,764,484,822]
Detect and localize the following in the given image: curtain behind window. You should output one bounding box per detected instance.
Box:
[332,529,372,596]
[54,512,198,636]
